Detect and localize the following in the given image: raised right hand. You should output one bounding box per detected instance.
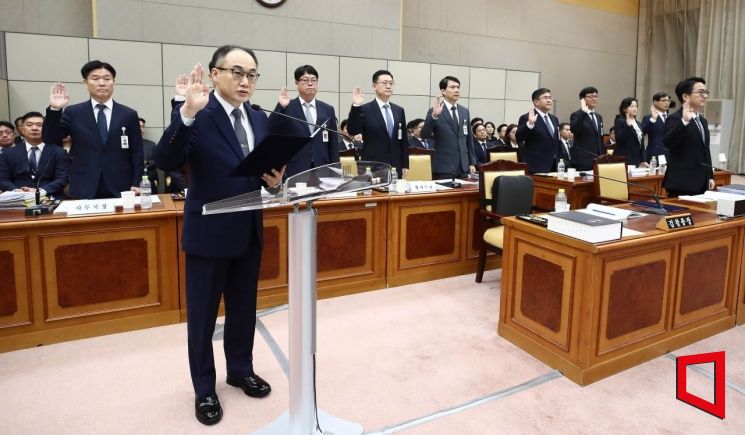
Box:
[682,101,694,123]
[580,98,588,112]
[49,82,69,110]
[181,64,210,119]
[650,105,659,120]
[626,111,634,126]
[432,96,443,117]
[278,86,291,108]
[527,107,537,125]
[352,85,364,106]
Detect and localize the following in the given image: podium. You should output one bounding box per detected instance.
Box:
[204,162,392,435]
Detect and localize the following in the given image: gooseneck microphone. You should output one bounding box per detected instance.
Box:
[25,147,55,216]
[251,104,341,137]
[578,171,668,215]
[699,161,740,176]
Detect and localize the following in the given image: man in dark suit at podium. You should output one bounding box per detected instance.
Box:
[155,46,284,426]
[42,60,143,199]
[269,65,338,178]
[570,86,604,171]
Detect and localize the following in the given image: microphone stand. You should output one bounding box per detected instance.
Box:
[252,104,341,137]
[579,171,668,215]
[26,148,54,216]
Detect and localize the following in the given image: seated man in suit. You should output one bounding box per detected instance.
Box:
[337,119,363,152]
[0,111,69,198]
[558,122,573,165]
[43,60,143,199]
[139,117,160,193]
[472,123,490,164]
[0,121,15,157]
[407,118,433,149]
[269,64,338,178]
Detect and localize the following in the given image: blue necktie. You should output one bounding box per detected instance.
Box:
[383,104,394,138]
[29,146,38,175]
[96,104,108,143]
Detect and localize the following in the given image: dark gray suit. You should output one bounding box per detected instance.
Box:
[421,102,476,177]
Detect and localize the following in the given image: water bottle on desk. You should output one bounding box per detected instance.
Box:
[649,155,658,175]
[140,175,152,209]
[557,159,566,180]
[554,188,569,212]
[363,166,373,196]
[390,167,398,193]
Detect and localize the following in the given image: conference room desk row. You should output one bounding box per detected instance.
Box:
[499,198,745,385]
[1,187,495,352]
[531,170,731,211]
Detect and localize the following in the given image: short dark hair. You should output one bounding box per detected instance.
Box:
[497,123,507,133]
[470,117,484,126]
[294,65,319,81]
[652,91,669,102]
[14,116,23,126]
[81,60,116,79]
[532,88,551,101]
[579,86,598,99]
[138,117,146,124]
[0,121,14,130]
[340,119,348,130]
[558,122,570,131]
[609,126,615,134]
[617,97,637,118]
[372,69,393,83]
[209,45,258,71]
[674,77,706,104]
[407,118,424,130]
[472,123,486,134]
[21,111,44,123]
[439,76,460,90]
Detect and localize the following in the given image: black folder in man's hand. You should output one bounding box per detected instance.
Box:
[231,134,312,177]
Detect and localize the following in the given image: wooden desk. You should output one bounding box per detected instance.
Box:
[531,170,732,211]
[0,196,181,352]
[498,205,743,385]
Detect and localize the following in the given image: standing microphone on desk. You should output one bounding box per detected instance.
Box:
[578,171,668,215]
[251,104,340,138]
[699,161,740,176]
[25,150,54,216]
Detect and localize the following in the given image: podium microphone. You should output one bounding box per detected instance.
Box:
[699,161,740,176]
[578,172,668,215]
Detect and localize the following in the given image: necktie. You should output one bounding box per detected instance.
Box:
[543,114,554,136]
[29,146,38,175]
[564,140,571,159]
[383,104,394,138]
[303,102,315,134]
[694,116,705,143]
[96,104,108,143]
[232,108,250,157]
[451,106,459,130]
[422,139,428,149]
[589,112,598,133]
[660,113,666,123]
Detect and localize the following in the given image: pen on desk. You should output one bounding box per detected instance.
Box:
[591,208,615,216]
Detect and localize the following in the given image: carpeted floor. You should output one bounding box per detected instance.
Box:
[1,271,743,434]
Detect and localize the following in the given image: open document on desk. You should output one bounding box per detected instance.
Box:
[581,203,645,220]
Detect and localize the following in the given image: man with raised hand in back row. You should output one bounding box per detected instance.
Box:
[43,60,143,199]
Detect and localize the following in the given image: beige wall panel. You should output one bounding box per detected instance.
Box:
[141,2,202,45]
[286,54,339,93]
[391,95,431,122]
[425,30,466,66]
[387,60,430,96]
[198,9,253,49]
[253,50,287,91]
[505,71,540,101]
[6,33,88,82]
[161,44,215,86]
[250,14,288,52]
[142,126,162,143]
[430,64,470,97]
[8,81,88,124]
[468,99,506,125]
[316,91,341,123]
[285,0,332,21]
[247,89,278,116]
[95,0,143,40]
[331,24,373,58]
[400,27,428,62]
[339,57,388,96]
[470,68,506,100]
[504,100,533,125]
[372,0,403,29]
[89,40,162,86]
[0,80,9,122]
[332,0,374,26]
[371,28,400,60]
[113,85,164,129]
[285,18,332,57]
[0,0,25,33]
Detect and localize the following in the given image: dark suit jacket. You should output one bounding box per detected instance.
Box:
[268,97,338,178]
[421,103,475,175]
[516,112,560,173]
[641,113,669,162]
[155,93,267,258]
[473,140,490,165]
[347,100,409,174]
[613,117,643,166]
[408,136,432,150]
[43,101,143,199]
[569,110,604,170]
[338,136,362,152]
[0,143,70,197]
[663,109,712,195]
[558,139,572,164]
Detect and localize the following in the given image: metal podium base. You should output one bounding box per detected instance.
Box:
[253,409,363,435]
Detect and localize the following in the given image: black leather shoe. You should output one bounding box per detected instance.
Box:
[226,372,272,398]
[195,394,222,425]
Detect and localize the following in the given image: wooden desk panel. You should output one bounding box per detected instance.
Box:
[0,197,181,353]
[499,207,743,385]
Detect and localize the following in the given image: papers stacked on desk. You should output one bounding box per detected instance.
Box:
[582,203,645,220]
[547,210,623,243]
[0,191,39,209]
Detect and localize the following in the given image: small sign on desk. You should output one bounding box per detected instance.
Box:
[60,199,117,216]
[656,213,694,231]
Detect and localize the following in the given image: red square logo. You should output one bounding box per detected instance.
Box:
[676,351,725,419]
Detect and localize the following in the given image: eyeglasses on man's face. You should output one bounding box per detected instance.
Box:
[376,80,395,87]
[539,95,553,101]
[297,77,318,85]
[692,90,710,97]
[657,98,671,103]
[216,67,260,83]
[584,94,598,100]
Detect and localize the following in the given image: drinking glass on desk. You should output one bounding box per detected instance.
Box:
[607,148,614,155]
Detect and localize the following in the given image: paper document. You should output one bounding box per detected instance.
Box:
[582,203,644,220]
[678,195,716,204]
